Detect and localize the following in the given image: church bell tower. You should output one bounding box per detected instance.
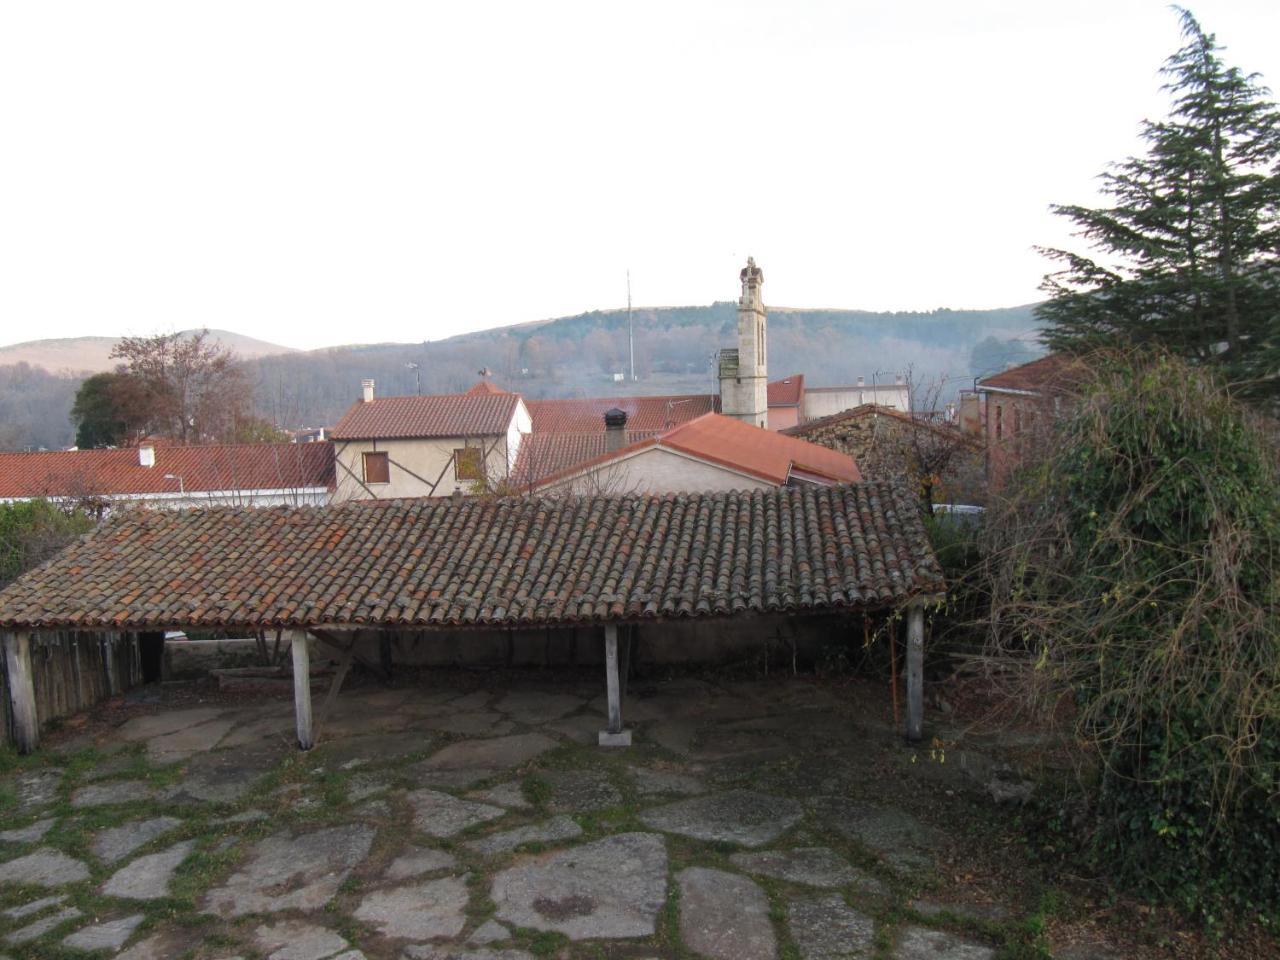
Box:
[718,257,768,427]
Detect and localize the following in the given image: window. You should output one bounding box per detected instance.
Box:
[454,447,484,482]
[995,404,1003,440]
[362,451,390,484]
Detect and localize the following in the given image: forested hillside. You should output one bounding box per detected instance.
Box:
[1,303,1042,449]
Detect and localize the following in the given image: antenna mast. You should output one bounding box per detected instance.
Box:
[627,269,635,382]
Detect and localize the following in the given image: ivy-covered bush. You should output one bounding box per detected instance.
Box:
[982,353,1280,926]
[0,499,94,589]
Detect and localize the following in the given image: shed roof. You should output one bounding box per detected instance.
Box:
[767,375,805,407]
[976,354,1080,393]
[0,442,335,500]
[330,393,521,440]
[0,484,942,631]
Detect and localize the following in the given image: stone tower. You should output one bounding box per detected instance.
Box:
[718,257,768,427]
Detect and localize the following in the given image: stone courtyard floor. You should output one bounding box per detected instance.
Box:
[1,671,1132,960]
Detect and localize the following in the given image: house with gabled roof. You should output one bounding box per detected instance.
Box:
[973,353,1083,484]
[523,411,861,495]
[328,379,531,500]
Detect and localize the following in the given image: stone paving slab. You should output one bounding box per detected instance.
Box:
[385,847,459,880]
[3,894,66,920]
[787,894,876,960]
[543,769,622,813]
[494,691,585,725]
[407,789,506,837]
[115,707,224,742]
[167,741,287,804]
[6,769,62,811]
[416,733,558,773]
[354,875,470,940]
[1,848,90,887]
[678,866,776,960]
[203,824,375,917]
[253,918,351,960]
[638,789,803,847]
[630,766,707,796]
[464,815,583,856]
[62,913,145,951]
[809,798,942,872]
[423,712,515,737]
[892,926,995,960]
[404,949,534,960]
[70,779,158,808]
[491,832,667,940]
[101,839,197,900]
[543,715,605,745]
[468,920,511,944]
[0,817,56,844]
[4,906,83,945]
[312,732,437,770]
[467,781,532,810]
[92,816,183,864]
[730,847,886,893]
[146,717,237,761]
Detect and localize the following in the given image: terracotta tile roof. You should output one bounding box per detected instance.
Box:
[330,393,520,440]
[767,375,804,407]
[0,484,943,630]
[0,443,335,500]
[526,394,717,434]
[783,404,980,448]
[465,380,509,395]
[510,431,657,489]
[533,414,861,489]
[976,354,1081,393]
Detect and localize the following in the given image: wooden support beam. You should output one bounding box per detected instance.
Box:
[3,631,39,754]
[905,601,925,743]
[315,638,356,738]
[598,624,630,747]
[288,629,314,750]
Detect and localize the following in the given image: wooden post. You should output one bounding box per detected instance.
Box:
[289,629,314,750]
[4,631,40,754]
[905,602,925,743]
[598,624,630,746]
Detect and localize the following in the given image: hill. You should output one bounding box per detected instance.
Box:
[0,303,1044,451]
[0,329,296,375]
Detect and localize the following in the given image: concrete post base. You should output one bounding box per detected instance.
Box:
[598,729,632,747]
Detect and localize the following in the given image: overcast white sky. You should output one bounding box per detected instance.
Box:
[2,1,1278,351]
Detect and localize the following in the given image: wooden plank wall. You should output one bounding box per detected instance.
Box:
[1,632,141,746]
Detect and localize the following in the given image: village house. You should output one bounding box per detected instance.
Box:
[523,411,861,495]
[327,382,532,500]
[971,353,1081,484]
[0,441,334,509]
[783,404,984,507]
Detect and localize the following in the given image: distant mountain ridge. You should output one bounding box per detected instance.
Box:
[0,303,1044,451]
[0,329,297,375]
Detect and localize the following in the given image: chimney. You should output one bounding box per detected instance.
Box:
[856,376,865,387]
[604,408,628,452]
[362,379,375,403]
[895,373,905,385]
[138,444,155,468]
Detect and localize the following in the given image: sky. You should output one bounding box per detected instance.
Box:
[2,1,1278,351]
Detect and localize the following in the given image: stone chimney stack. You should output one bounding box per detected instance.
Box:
[362,379,375,403]
[603,408,628,452]
[718,257,768,428]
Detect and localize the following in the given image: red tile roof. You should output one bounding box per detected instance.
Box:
[0,484,943,630]
[510,431,657,489]
[767,375,805,407]
[465,380,509,396]
[783,404,981,448]
[330,393,521,440]
[977,354,1081,393]
[526,394,717,434]
[0,443,335,500]
[534,413,861,489]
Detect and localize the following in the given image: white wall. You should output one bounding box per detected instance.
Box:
[333,435,509,501]
[541,446,771,496]
[804,384,910,419]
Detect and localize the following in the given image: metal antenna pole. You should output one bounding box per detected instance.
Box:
[627,270,635,382]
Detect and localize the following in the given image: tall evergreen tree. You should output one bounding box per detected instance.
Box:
[1038,9,1280,403]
